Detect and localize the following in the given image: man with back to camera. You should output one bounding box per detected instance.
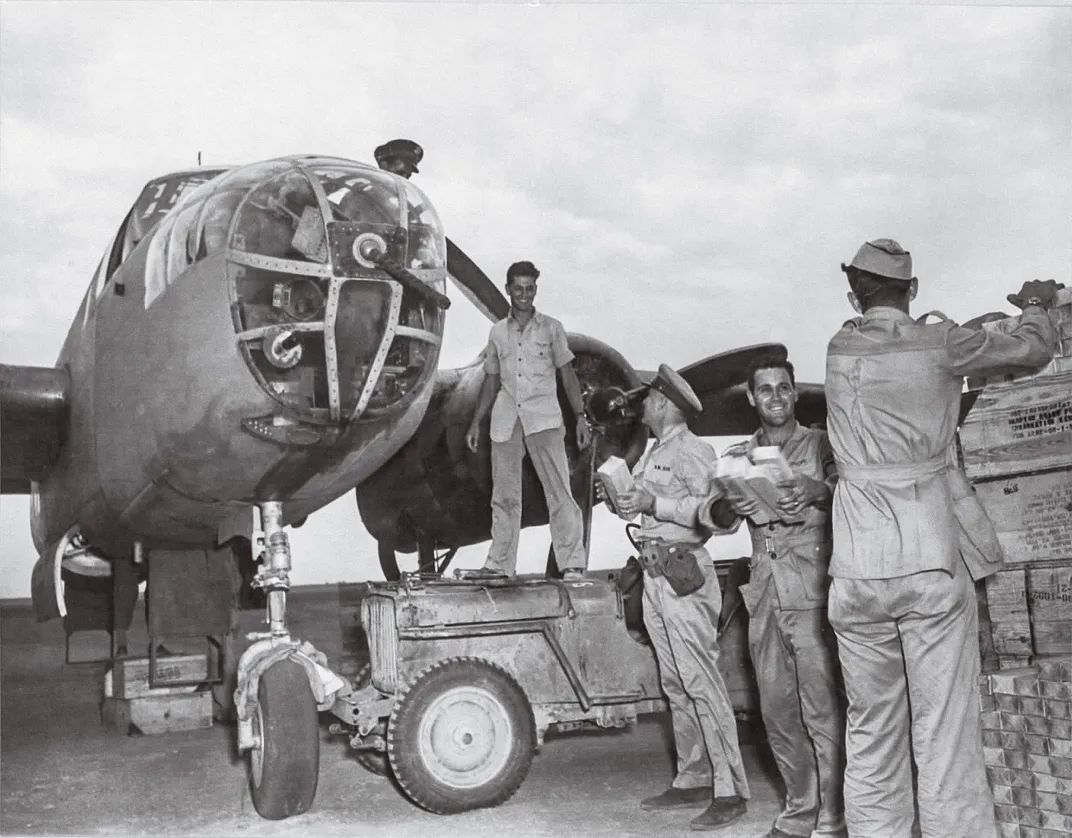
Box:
[463,260,591,580]
[611,364,750,831]
[708,354,846,838]
[824,238,1061,838]
[374,139,423,179]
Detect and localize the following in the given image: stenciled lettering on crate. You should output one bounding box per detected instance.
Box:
[975,472,1072,564]
[959,373,1072,481]
[985,566,1072,660]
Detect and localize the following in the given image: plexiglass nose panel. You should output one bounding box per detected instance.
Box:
[218,156,445,427]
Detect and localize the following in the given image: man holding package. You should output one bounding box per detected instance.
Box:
[825,238,1061,838]
[611,364,750,831]
[708,355,846,838]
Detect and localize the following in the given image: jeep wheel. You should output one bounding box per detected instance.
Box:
[387,657,535,814]
[248,660,319,819]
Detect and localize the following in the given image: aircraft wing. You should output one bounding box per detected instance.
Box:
[0,364,70,494]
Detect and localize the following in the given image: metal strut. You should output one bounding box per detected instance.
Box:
[250,502,291,639]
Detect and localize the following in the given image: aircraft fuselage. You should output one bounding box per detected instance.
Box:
[31,156,447,559]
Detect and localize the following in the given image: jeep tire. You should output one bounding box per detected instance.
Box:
[387,657,535,814]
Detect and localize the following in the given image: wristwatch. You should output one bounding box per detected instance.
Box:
[1023,297,1047,310]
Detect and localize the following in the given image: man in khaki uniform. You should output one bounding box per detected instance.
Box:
[825,238,1061,838]
[465,260,590,579]
[613,364,750,831]
[715,355,846,838]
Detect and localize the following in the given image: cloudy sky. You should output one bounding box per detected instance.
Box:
[1,1,1069,599]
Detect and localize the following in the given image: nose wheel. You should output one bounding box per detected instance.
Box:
[237,502,342,820]
[248,659,320,819]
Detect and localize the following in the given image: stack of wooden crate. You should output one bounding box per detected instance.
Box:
[959,288,1072,667]
[100,653,212,735]
[979,661,1072,838]
[958,290,1072,832]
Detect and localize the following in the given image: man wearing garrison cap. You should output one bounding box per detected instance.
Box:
[825,238,1063,838]
[611,364,750,831]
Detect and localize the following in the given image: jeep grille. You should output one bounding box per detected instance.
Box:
[361,594,399,693]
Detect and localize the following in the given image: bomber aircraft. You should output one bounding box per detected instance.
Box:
[0,152,824,816]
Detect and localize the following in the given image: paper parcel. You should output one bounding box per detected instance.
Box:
[597,456,638,521]
[715,446,803,525]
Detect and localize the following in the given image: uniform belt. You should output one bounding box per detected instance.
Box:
[836,453,947,482]
[750,529,829,554]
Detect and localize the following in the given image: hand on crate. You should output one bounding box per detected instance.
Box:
[1007,279,1065,311]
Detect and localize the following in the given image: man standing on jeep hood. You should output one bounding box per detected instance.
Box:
[713,354,846,838]
[464,260,590,580]
[614,364,750,832]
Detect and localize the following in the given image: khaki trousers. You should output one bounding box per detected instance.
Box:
[744,568,846,837]
[486,422,586,574]
[643,555,750,800]
[828,561,996,838]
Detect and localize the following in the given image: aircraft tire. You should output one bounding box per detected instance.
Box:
[248,660,319,820]
[352,664,390,777]
[387,657,535,814]
[377,542,402,582]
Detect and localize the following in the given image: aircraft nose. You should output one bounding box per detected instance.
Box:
[198,156,448,430]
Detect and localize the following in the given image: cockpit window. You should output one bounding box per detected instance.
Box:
[127,170,229,250]
[231,169,326,263]
[310,166,402,227]
[193,190,243,260]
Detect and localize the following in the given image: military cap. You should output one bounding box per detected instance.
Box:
[642,363,703,415]
[374,138,423,173]
[841,238,914,281]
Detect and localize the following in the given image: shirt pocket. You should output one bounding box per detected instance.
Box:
[530,337,554,373]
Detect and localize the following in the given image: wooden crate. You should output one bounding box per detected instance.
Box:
[101,691,212,735]
[111,653,209,699]
[974,471,1072,564]
[985,563,1072,662]
[959,373,1072,481]
[979,662,1072,837]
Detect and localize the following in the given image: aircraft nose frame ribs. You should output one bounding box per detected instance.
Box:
[226,157,445,431]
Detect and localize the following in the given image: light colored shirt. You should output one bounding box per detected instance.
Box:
[723,423,836,607]
[825,306,1057,580]
[632,423,724,545]
[484,309,574,443]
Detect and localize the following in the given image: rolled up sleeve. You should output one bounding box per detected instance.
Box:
[483,335,500,374]
[550,320,575,368]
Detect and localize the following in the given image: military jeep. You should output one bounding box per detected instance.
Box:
[325,567,754,814]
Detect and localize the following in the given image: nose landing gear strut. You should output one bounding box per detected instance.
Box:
[233,501,348,820]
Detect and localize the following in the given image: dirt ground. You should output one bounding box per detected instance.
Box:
[1,588,788,838]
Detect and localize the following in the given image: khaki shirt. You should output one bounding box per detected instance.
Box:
[484,310,574,443]
[723,423,836,608]
[633,424,725,546]
[825,306,1057,580]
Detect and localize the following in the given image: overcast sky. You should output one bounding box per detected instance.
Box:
[1,1,1069,599]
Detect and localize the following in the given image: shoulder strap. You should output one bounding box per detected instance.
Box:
[915,310,951,325]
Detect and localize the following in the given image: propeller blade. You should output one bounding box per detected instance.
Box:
[446,238,510,322]
[678,343,788,401]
